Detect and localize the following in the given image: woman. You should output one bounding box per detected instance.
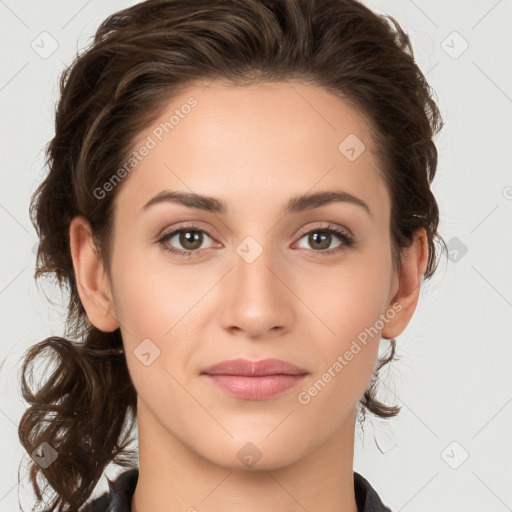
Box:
[18,0,445,510]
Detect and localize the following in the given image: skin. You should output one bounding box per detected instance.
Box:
[69,81,428,512]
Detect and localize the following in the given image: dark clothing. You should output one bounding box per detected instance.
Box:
[81,468,393,511]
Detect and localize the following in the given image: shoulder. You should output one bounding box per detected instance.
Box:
[354,472,393,512]
[81,468,139,512]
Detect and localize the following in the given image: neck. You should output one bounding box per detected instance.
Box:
[131,402,359,512]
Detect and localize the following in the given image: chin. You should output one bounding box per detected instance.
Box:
[195,435,309,472]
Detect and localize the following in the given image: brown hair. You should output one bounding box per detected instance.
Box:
[18,0,446,510]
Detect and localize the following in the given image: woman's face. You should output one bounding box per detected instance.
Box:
[80,81,412,469]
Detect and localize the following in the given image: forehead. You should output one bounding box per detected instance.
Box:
[114,80,390,221]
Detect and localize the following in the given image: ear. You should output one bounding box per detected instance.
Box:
[381,228,429,340]
[69,215,119,332]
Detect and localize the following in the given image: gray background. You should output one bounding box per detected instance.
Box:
[1,0,511,510]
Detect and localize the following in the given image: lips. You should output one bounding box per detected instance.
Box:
[201,358,308,377]
[201,358,308,400]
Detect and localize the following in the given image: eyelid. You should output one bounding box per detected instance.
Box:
[294,221,353,240]
[156,221,218,242]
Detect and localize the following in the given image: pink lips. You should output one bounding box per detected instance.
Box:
[201,358,308,400]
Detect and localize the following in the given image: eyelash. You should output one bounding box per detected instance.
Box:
[156,222,355,258]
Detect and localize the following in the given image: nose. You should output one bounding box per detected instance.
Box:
[218,243,295,339]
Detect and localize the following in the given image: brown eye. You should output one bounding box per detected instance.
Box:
[157,227,216,256]
[306,231,335,250]
[295,224,354,255]
[176,230,204,250]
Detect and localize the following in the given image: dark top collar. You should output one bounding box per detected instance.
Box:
[82,468,393,512]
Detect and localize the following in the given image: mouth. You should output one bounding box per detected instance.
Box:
[200,358,309,400]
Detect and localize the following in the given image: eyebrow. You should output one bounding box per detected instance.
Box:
[141,188,372,217]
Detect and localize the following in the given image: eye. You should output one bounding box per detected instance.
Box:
[293,222,354,256]
[156,224,218,257]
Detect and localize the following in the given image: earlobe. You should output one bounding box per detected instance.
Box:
[381,228,429,340]
[69,215,119,332]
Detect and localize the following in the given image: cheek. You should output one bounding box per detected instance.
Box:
[303,251,393,343]
[295,267,390,416]
[301,243,393,390]
[110,244,210,342]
